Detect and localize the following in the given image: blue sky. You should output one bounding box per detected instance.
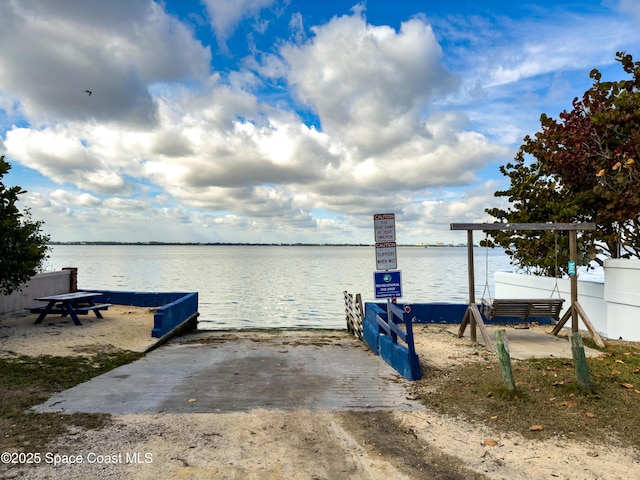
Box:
[1,0,639,244]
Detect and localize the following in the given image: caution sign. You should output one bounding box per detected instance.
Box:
[374,213,396,242]
[374,213,397,270]
[375,241,397,270]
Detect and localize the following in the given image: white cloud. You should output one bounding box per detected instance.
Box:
[203,0,276,48]
[288,12,306,44]
[451,12,637,92]
[0,0,211,126]
[1,4,528,243]
[617,0,640,24]
[281,11,456,157]
[50,189,101,207]
[431,6,640,152]
[5,127,131,194]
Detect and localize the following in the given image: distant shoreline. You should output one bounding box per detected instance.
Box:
[47,242,472,247]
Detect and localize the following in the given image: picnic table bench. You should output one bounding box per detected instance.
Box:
[28,292,113,326]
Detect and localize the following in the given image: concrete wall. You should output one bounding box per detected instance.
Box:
[0,270,72,316]
[604,259,640,341]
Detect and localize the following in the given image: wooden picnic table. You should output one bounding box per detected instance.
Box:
[31,292,112,326]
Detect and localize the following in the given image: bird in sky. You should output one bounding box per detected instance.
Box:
[84,90,92,96]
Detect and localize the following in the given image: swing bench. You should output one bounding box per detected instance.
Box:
[478,228,565,323]
[450,221,603,351]
[481,298,565,323]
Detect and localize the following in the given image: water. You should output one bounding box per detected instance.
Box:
[45,245,513,329]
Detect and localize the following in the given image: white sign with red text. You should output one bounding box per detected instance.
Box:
[375,241,397,270]
[374,213,397,271]
[374,213,396,242]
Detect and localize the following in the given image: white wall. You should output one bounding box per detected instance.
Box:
[495,264,640,341]
[604,259,640,341]
[0,270,72,316]
[494,271,607,335]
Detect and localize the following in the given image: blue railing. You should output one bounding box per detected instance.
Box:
[363,302,421,381]
[88,290,199,339]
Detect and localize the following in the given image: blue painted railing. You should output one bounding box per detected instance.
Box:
[87,290,199,339]
[151,292,198,338]
[389,302,556,325]
[363,302,421,381]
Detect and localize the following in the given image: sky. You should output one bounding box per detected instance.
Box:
[1,0,639,245]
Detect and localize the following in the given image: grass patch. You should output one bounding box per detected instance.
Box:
[414,336,640,448]
[0,350,143,452]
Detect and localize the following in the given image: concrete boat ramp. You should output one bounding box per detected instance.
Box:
[34,330,424,415]
[34,326,600,415]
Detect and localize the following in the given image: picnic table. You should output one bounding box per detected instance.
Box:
[30,292,113,326]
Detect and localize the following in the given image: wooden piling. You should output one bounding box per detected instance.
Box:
[496,329,515,392]
[570,333,593,393]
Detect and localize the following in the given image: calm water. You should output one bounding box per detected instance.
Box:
[45,245,513,329]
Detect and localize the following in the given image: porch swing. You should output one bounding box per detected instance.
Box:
[479,230,565,324]
[450,222,604,351]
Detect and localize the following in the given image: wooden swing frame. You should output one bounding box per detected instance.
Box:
[450,222,604,351]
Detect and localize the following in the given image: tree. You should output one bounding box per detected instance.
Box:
[487,52,640,275]
[0,155,50,295]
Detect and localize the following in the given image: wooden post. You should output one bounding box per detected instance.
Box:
[551,231,606,347]
[569,230,578,332]
[496,329,515,391]
[570,333,592,393]
[467,230,477,343]
[62,267,78,292]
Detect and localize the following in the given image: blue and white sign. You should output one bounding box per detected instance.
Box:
[374,270,402,299]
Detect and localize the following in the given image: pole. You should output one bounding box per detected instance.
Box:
[467,230,477,342]
[387,298,392,336]
[467,230,475,305]
[570,333,592,392]
[496,329,515,391]
[569,230,578,332]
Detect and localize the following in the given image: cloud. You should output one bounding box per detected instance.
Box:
[280,11,456,157]
[50,189,101,207]
[288,12,306,44]
[2,4,521,243]
[617,0,640,24]
[0,0,211,126]
[429,6,640,151]
[203,0,277,49]
[5,126,132,194]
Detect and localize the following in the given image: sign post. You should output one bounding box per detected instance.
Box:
[373,213,402,323]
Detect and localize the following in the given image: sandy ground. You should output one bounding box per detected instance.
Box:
[1,309,639,479]
[0,305,159,357]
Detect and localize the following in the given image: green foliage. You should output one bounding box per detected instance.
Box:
[0,155,50,295]
[488,52,640,273]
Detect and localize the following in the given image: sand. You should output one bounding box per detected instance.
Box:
[1,309,638,479]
